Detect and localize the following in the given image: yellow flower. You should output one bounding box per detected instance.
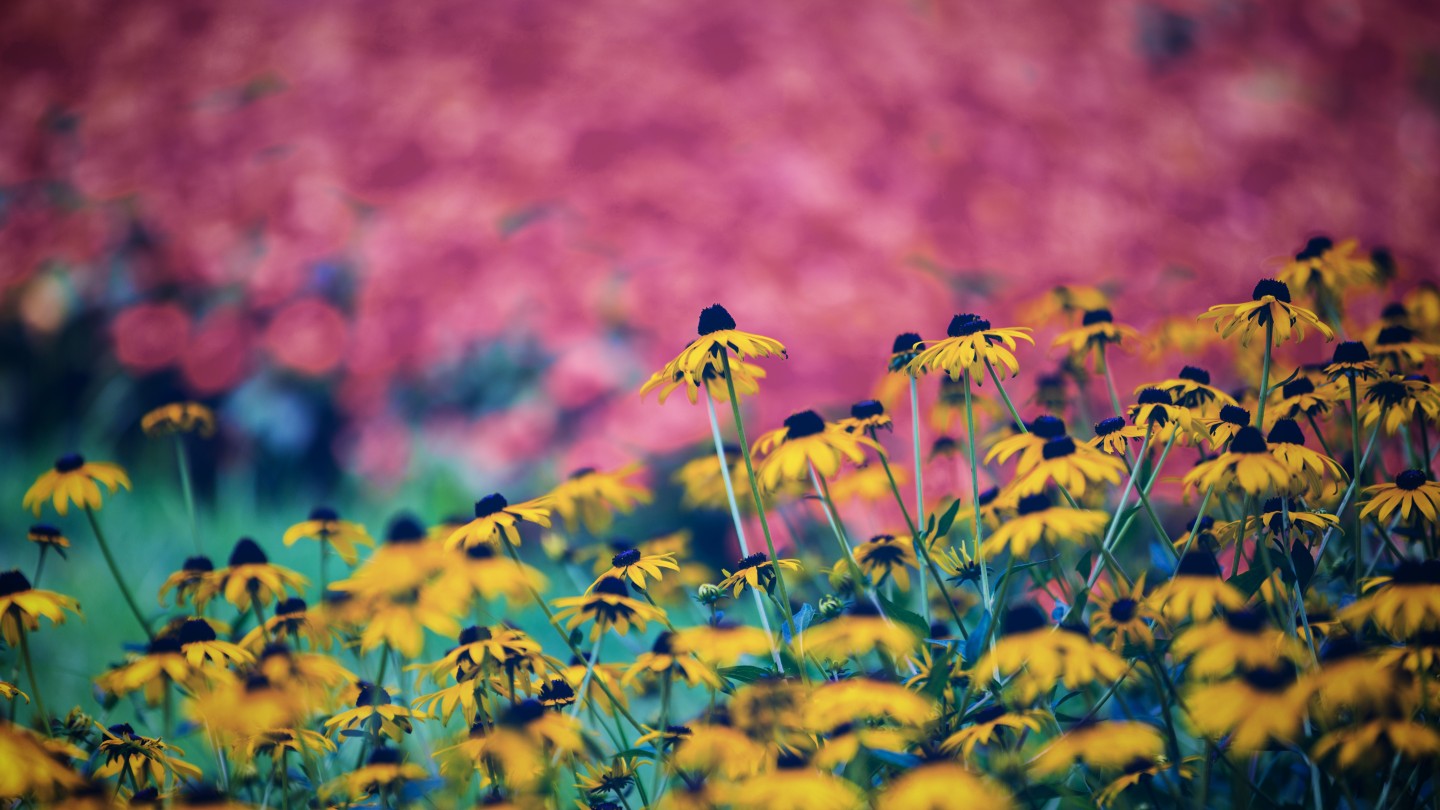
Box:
[878,762,1016,809]
[1145,366,1238,413]
[972,607,1127,696]
[1052,309,1143,368]
[239,727,336,761]
[0,681,29,704]
[1182,427,1296,497]
[622,631,721,689]
[980,493,1108,560]
[671,723,767,779]
[240,596,339,651]
[940,705,1049,757]
[752,410,883,492]
[1277,236,1377,292]
[551,578,667,641]
[25,523,69,552]
[218,539,307,612]
[1128,387,1201,438]
[157,556,220,610]
[1361,374,1440,436]
[671,622,775,666]
[641,352,768,404]
[23,453,130,516]
[1095,757,1199,807]
[547,464,652,533]
[1313,718,1440,770]
[1010,436,1126,499]
[805,603,921,661]
[140,402,216,437]
[907,314,1034,379]
[853,534,918,590]
[0,721,82,799]
[1341,559,1440,637]
[733,757,866,810]
[0,569,81,645]
[589,546,679,592]
[663,304,788,385]
[1265,418,1347,494]
[801,678,936,730]
[188,673,304,742]
[282,507,374,566]
[1202,404,1253,450]
[444,492,554,550]
[96,635,195,706]
[1198,278,1335,347]
[1273,375,1336,420]
[1325,340,1383,381]
[94,723,203,789]
[1374,324,1440,369]
[1361,469,1440,524]
[324,682,427,743]
[1089,574,1162,651]
[1031,720,1165,776]
[324,747,428,803]
[1088,416,1145,455]
[985,415,1070,474]
[1170,609,1307,679]
[356,584,467,658]
[1186,664,1309,754]
[717,552,802,598]
[1146,552,1246,623]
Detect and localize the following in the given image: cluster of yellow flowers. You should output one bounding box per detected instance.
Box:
[4,236,1440,808]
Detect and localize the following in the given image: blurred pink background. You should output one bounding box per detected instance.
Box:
[3,0,1439,486]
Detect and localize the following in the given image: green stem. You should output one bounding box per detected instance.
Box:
[85,506,154,640]
[984,359,1027,430]
[253,601,271,643]
[876,449,966,636]
[33,545,48,588]
[1099,344,1124,419]
[174,434,201,554]
[719,349,798,640]
[961,370,992,610]
[18,626,49,732]
[1348,376,1363,588]
[1257,318,1274,429]
[651,671,673,800]
[906,376,931,626]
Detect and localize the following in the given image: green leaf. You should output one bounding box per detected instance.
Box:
[1228,568,1268,598]
[719,665,772,685]
[920,644,955,701]
[878,593,931,642]
[1074,550,1094,579]
[935,498,963,539]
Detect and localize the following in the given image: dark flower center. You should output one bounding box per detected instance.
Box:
[1017,493,1051,516]
[612,548,642,567]
[1251,278,1292,303]
[1224,609,1266,634]
[1266,419,1305,446]
[1030,415,1067,439]
[501,699,545,727]
[977,487,999,506]
[1176,551,1222,578]
[651,631,675,655]
[466,543,496,559]
[1332,341,1371,364]
[784,411,826,439]
[1282,377,1315,397]
[891,332,923,354]
[1094,417,1125,436]
[848,601,881,617]
[182,555,215,573]
[474,494,509,519]
[1371,248,1395,276]
[1295,236,1333,260]
[179,619,219,644]
[1109,599,1138,622]
[1396,469,1428,491]
[367,747,402,766]
[1081,309,1113,326]
[29,524,60,539]
[148,636,182,655]
[1389,559,1440,585]
[1366,379,1409,407]
[109,723,137,739]
[538,679,576,703]
[1136,388,1170,406]
[568,467,597,480]
[850,400,885,420]
[1041,436,1077,459]
[1381,302,1409,321]
[308,506,339,522]
[355,682,391,706]
[1229,427,1268,454]
[1219,404,1250,426]
[776,751,809,770]
[1178,366,1211,385]
[458,625,492,645]
[229,538,268,566]
[591,577,631,597]
[54,453,85,472]
[1242,663,1298,692]
[697,304,737,335]
[1319,636,1365,663]
[259,642,293,661]
[947,313,990,337]
[1377,325,1414,346]
[736,552,769,569]
[276,597,307,616]
[969,704,1008,725]
[1001,605,1048,635]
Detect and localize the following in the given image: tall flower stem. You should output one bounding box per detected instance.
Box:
[1347,376,1364,586]
[908,374,929,623]
[18,626,49,731]
[961,370,993,610]
[650,670,673,799]
[1098,344,1124,419]
[566,634,606,719]
[1256,319,1275,429]
[984,360,1026,430]
[173,434,201,554]
[33,545,48,588]
[719,349,798,640]
[1079,426,1154,593]
[807,464,865,589]
[84,506,153,640]
[875,449,966,634]
[703,392,785,671]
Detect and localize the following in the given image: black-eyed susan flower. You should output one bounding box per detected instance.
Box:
[622,631,721,689]
[548,464,652,534]
[980,493,1108,560]
[1199,278,1335,347]
[0,681,29,705]
[1187,663,1310,754]
[26,523,69,556]
[440,541,549,606]
[1011,436,1126,499]
[537,678,578,710]
[671,622,774,667]
[640,351,768,404]
[1146,552,1246,623]
[806,602,921,661]
[1275,375,1335,420]
[1053,309,1143,368]
[1362,374,1440,435]
[218,538,307,613]
[1312,715,1440,771]
[1023,283,1110,324]
[552,578,666,642]
[1149,366,1238,413]
[1089,416,1144,455]
[1361,469,1440,524]
[877,761,1016,809]
[1341,559,1440,637]
[1031,720,1165,776]
[187,673,303,743]
[888,331,925,372]
[95,635,194,706]
[325,747,428,804]
[174,617,252,668]
[444,493,554,550]
[732,753,867,810]
[1170,609,1307,679]
[853,534,918,590]
[751,410,882,492]
[437,699,584,789]
[802,677,935,731]
[140,402,216,437]
[324,682,427,743]
[330,514,448,601]
[0,721,82,798]
[0,570,80,645]
[240,596,337,651]
[972,607,1126,696]
[836,399,893,435]
[1325,340,1382,381]
[635,723,693,756]
[907,314,1034,379]
[671,722,768,780]
[1266,418,1346,493]
[1128,387,1200,437]
[665,304,788,385]
[240,727,336,761]
[1203,404,1252,449]
[590,546,679,592]
[575,757,640,801]
[1089,575,1162,651]
[1095,756,1199,807]
[282,507,373,566]
[716,552,802,598]
[1374,324,1440,369]
[941,705,1049,757]
[23,453,131,516]
[1278,236,1377,293]
[985,415,1069,473]
[94,723,202,789]
[1182,427,1295,497]
[356,579,466,659]
[157,556,219,610]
